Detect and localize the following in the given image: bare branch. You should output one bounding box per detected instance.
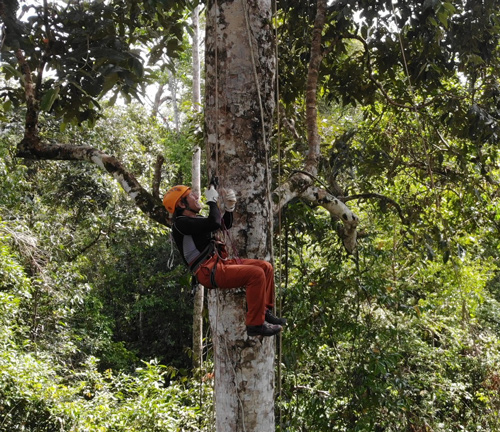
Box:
[294,385,331,399]
[282,115,301,142]
[152,154,165,198]
[16,49,39,140]
[273,170,358,253]
[67,230,104,262]
[17,139,170,226]
[289,169,342,199]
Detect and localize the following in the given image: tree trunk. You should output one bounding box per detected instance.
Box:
[152,83,165,119]
[205,0,276,430]
[191,5,204,371]
[192,5,202,111]
[168,70,180,133]
[192,147,204,369]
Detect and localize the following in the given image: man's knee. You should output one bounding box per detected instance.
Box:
[262,260,273,275]
[248,266,266,284]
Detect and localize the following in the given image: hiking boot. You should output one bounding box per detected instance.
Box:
[247,321,282,337]
[265,309,287,326]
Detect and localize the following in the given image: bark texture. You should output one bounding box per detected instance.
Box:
[305,0,327,174]
[192,5,202,110]
[205,0,277,430]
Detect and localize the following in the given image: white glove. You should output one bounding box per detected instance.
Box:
[223,188,237,212]
[204,185,219,203]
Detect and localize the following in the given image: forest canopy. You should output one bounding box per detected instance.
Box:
[2,0,500,430]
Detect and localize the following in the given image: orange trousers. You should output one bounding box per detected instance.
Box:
[196,257,275,326]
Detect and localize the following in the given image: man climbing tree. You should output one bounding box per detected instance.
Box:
[163,184,286,336]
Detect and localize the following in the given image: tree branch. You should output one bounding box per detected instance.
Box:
[67,230,104,262]
[152,154,165,198]
[17,139,170,226]
[305,0,327,174]
[16,49,39,141]
[281,115,301,142]
[14,49,170,227]
[272,170,359,253]
[272,0,359,253]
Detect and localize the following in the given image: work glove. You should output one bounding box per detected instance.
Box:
[204,185,219,203]
[223,188,237,212]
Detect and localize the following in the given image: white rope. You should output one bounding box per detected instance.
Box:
[272,0,284,426]
[390,4,438,209]
[242,0,274,245]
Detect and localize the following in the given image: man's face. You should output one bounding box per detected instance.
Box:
[183,191,202,214]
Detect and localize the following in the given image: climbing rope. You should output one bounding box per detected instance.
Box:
[208,1,284,430]
[242,0,287,425]
[390,3,439,210]
[272,0,285,427]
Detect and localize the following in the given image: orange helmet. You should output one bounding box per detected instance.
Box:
[163,185,191,213]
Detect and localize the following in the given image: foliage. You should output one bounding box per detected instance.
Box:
[277,204,500,431]
[1,0,193,125]
[0,103,214,429]
[273,3,500,427]
[0,316,213,431]
[4,0,500,430]
[278,0,500,143]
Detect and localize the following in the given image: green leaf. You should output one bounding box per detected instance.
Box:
[442,2,456,14]
[427,16,438,27]
[2,64,21,80]
[100,73,119,95]
[40,87,60,112]
[437,11,449,28]
[2,99,12,113]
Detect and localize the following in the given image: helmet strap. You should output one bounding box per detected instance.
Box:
[185,205,200,214]
[180,197,200,215]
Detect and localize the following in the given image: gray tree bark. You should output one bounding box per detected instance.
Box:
[167,69,180,133]
[192,5,202,111]
[205,0,277,430]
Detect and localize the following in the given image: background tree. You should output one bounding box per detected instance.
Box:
[273,1,500,430]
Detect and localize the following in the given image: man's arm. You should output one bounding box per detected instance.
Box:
[222,211,233,229]
[176,202,222,235]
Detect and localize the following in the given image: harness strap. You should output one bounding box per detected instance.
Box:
[189,241,216,274]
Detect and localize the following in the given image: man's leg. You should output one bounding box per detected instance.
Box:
[237,259,275,309]
[238,259,287,326]
[197,259,267,326]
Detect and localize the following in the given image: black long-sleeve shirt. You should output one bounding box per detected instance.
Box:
[172,202,233,267]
